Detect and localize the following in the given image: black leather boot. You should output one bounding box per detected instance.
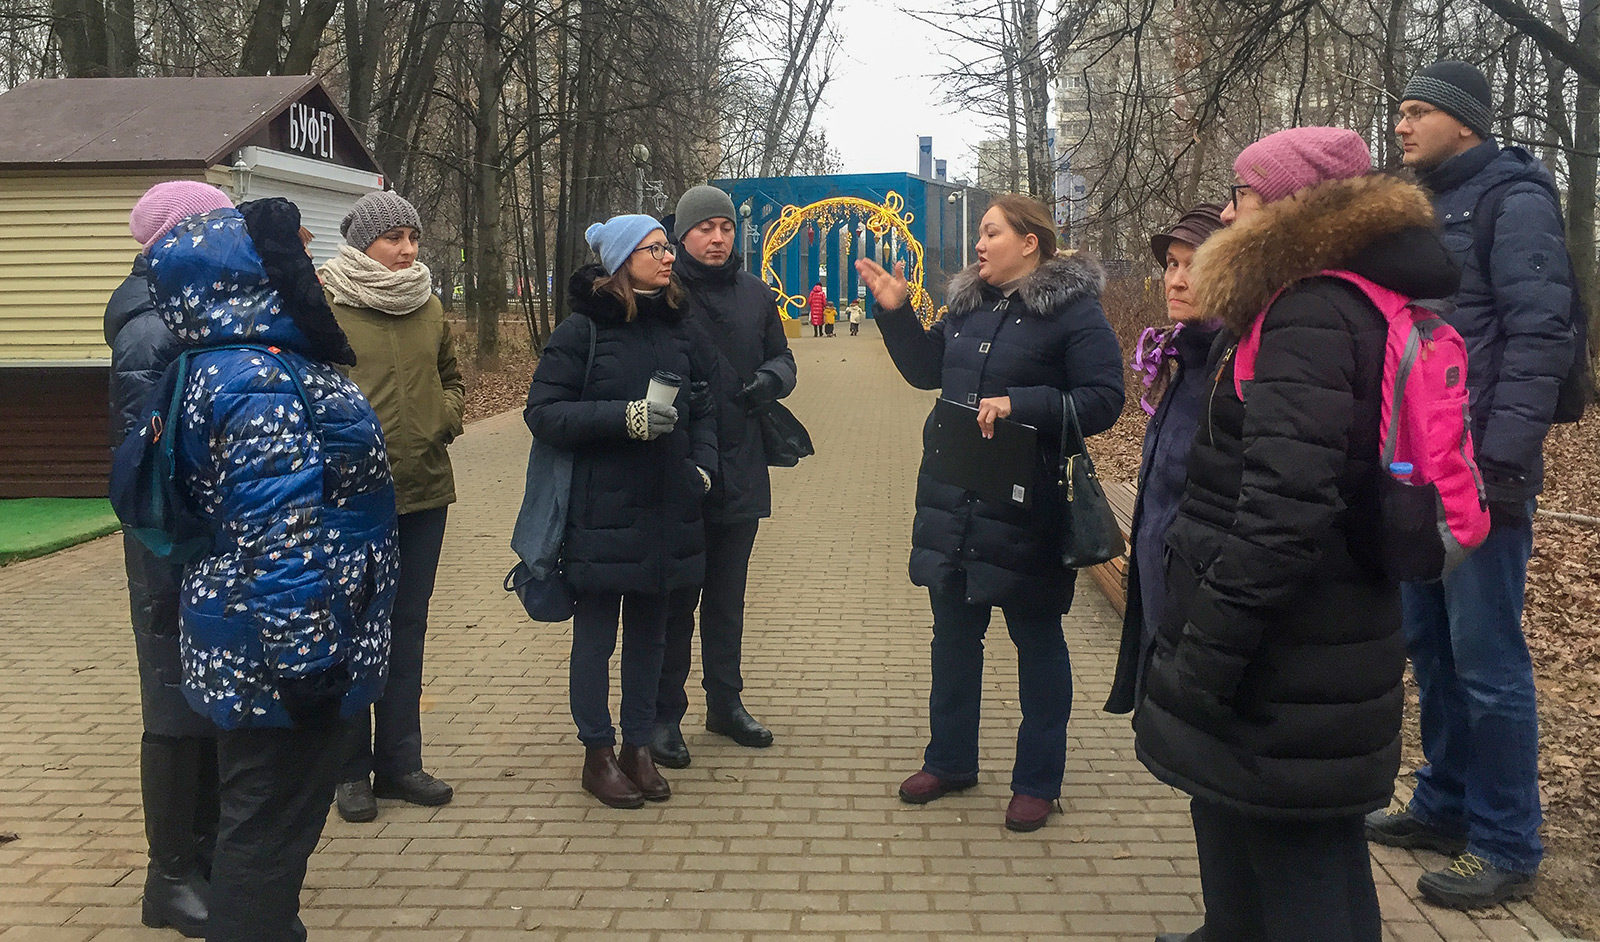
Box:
[191,738,219,879]
[140,735,209,938]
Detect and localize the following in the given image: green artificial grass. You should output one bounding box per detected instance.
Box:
[0,498,122,565]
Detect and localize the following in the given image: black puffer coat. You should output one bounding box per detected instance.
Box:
[877,254,1125,613]
[104,255,184,445]
[103,254,211,739]
[675,250,798,522]
[524,267,718,595]
[1134,174,1461,820]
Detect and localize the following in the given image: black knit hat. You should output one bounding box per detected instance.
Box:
[1402,61,1494,139]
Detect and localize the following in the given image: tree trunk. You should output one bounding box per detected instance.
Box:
[106,0,136,75]
[240,0,288,74]
[1571,0,1600,338]
[472,0,508,365]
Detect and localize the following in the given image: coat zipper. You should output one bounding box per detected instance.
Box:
[1209,344,1236,448]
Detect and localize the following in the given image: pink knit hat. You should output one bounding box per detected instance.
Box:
[129,181,234,250]
[1233,127,1372,204]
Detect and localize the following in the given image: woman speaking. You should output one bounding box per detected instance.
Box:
[856,194,1123,832]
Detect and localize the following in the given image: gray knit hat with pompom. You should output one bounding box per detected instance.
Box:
[341,190,423,250]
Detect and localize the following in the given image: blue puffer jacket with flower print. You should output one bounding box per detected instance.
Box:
[147,208,399,730]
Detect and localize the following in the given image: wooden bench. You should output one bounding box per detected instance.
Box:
[1085,480,1136,617]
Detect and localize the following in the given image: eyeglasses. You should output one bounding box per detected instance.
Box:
[1395,105,1439,124]
[1228,184,1252,207]
[632,242,674,260]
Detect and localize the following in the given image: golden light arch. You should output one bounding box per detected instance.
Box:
[759,191,936,324]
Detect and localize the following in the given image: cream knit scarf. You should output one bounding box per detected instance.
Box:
[320,244,435,316]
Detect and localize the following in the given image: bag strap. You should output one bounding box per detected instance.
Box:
[1058,392,1088,475]
[578,314,597,395]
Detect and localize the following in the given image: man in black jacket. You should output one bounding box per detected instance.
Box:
[651,186,798,766]
[1366,61,1575,910]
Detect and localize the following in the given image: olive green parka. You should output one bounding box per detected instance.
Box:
[327,292,465,515]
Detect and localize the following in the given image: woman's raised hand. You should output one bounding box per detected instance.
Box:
[854,258,909,312]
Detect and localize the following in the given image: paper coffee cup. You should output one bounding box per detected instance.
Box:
[646,370,683,407]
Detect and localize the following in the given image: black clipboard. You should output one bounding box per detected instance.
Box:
[924,398,1039,508]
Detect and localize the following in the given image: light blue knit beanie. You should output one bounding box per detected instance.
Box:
[585,214,665,275]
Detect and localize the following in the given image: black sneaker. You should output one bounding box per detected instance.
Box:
[334,779,377,823]
[1417,853,1535,909]
[373,770,454,806]
[1364,806,1467,855]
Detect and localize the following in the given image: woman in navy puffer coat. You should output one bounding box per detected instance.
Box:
[858,194,1124,833]
[145,202,398,941]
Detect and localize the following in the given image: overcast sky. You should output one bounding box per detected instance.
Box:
[813,0,993,180]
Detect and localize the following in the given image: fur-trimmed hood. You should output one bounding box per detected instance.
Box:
[945,251,1106,317]
[1192,174,1457,335]
[567,263,685,326]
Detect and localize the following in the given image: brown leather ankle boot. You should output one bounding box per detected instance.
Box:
[582,746,644,808]
[618,744,671,801]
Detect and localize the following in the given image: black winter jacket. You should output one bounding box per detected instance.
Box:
[877,254,1125,613]
[524,267,718,595]
[1105,324,1219,714]
[104,255,184,446]
[1134,174,1461,820]
[1421,141,1575,504]
[674,250,798,522]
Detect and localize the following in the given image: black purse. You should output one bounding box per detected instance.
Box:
[756,400,814,468]
[1057,393,1124,568]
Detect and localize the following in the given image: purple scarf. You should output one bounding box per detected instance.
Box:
[1131,324,1183,416]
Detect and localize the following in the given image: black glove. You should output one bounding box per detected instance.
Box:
[686,380,713,417]
[738,370,782,410]
[277,661,351,729]
[1478,461,1529,506]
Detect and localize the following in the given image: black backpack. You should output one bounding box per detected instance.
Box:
[109,344,315,563]
[1473,178,1596,423]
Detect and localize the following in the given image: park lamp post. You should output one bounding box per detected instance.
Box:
[631,143,650,214]
[740,200,754,270]
[946,187,970,269]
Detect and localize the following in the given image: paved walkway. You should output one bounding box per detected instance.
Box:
[0,322,1565,940]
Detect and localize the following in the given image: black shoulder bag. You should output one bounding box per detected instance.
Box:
[1057,393,1124,569]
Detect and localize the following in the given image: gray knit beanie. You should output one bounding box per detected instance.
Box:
[341,190,423,250]
[1402,61,1494,139]
[673,185,737,241]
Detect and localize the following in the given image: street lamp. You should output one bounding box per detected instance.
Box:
[739,200,753,270]
[631,143,650,214]
[947,188,970,268]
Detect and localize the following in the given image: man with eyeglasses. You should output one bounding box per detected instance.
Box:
[1365,59,1575,911]
[651,185,798,768]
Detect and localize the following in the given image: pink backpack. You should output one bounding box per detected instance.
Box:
[1233,270,1489,582]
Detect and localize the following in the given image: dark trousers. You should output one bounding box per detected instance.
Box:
[343,507,447,782]
[924,588,1071,799]
[812,324,823,336]
[659,519,761,724]
[207,722,344,942]
[570,591,670,747]
[1190,798,1381,942]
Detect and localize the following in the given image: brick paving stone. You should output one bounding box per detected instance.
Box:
[0,323,1560,940]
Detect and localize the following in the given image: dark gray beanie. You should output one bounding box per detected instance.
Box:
[673,185,737,241]
[1402,61,1494,139]
[341,190,423,250]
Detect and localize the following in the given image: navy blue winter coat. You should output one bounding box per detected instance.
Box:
[876,254,1125,613]
[1420,141,1575,502]
[104,254,184,446]
[524,267,718,596]
[1104,323,1218,714]
[147,208,399,730]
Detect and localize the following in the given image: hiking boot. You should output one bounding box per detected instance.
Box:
[1364,806,1467,855]
[1417,853,1535,909]
[334,780,378,823]
[373,770,453,807]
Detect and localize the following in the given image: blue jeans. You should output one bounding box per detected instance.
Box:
[1401,507,1542,875]
[924,589,1071,799]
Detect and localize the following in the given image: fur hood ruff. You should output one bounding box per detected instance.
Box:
[1191,174,1438,335]
[945,251,1106,317]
